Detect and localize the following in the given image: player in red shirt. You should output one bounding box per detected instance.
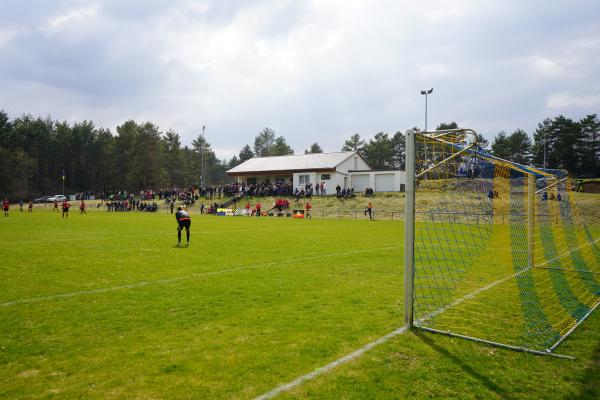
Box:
[53,200,59,212]
[80,200,87,215]
[2,198,9,217]
[62,200,71,219]
[305,201,312,218]
[255,202,261,217]
[28,200,33,213]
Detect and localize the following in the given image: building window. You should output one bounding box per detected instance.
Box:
[321,174,331,180]
[247,177,257,184]
[299,175,310,184]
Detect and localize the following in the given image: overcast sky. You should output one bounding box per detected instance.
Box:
[1,0,599,158]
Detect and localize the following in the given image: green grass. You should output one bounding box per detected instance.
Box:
[0,209,599,399]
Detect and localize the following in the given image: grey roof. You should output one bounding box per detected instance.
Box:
[227,151,356,174]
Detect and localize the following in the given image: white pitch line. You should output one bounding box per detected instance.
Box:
[4,227,299,245]
[0,245,400,307]
[252,259,551,400]
[254,326,409,400]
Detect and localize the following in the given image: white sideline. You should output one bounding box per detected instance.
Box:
[0,245,399,307]
[254,237,600,399]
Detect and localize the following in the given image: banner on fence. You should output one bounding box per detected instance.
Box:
[293,209,305,219]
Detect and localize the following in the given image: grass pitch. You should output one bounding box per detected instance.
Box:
[0,209,599,399]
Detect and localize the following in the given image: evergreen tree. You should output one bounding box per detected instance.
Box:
[238,144,254,162]
[391,131,405,169]
[341,133,366,156]
[305,142,323,154]
[271,136,294,156]
[436,122,459,130]
[579,114,600,176]
[492,129,532,165]
[364,132,393,169]
[163,130,184,186]
[533,116,583,173]
[254,127,276,157]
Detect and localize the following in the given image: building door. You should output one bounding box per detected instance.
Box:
[375,173,395,192]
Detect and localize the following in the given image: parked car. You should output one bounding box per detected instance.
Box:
[47,195,67,202]
[33,196,52,203]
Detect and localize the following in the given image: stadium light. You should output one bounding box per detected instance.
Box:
[201,125,206,188]
[420,88,433,132]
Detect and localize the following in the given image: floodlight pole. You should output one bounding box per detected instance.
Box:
[420,88,433,162]
[404,131,416,329]
[528,174,535,268]
[201,125,206,188]
[420,88,433,132]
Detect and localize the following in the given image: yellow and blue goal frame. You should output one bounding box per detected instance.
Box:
[404,128,600,359]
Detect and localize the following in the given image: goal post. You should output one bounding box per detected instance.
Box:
[404,130,415,329]
[404,128,600,357]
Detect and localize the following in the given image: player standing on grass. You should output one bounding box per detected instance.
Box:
[175,206,191,246]
[80,200,87,215]
[62,199,71,218]
[365,202,373,220]
[2,198,9,217]
[53,200,59,212]
[28,200,33,213]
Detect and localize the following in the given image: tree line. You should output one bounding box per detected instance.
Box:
[0,109,598,198]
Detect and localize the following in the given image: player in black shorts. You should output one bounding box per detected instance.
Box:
[175,206,191,247]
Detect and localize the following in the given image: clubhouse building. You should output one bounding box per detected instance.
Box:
[226,151,406,192]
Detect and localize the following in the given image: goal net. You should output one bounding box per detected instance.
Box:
[404,129,600,357]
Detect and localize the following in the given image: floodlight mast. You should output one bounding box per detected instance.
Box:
[201,125,206,188]
[420,88,433,132]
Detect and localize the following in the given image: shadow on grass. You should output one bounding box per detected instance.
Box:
[576,339,600,399]
[415,331,512,399]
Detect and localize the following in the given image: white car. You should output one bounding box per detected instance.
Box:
[47,195,67,202]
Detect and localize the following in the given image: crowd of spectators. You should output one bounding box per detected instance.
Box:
[80,180,363,215]
[106,200,159,212]
[335,185,355,198]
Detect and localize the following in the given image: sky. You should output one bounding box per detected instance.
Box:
[1,0,599,159]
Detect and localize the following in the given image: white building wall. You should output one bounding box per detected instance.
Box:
[313,171,337,192]
[293,172,319,190]
[349,170,406,192]
[336,154,370,174]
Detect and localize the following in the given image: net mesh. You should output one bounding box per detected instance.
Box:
[411,129,600,353]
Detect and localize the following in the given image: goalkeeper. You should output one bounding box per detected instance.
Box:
[175,206,192,247]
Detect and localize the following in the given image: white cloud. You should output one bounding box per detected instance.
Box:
[48,4,100,29]
[419,63,448,77]
[531,56,562,76]
[0,0,599,155]
[546,93,600,108]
